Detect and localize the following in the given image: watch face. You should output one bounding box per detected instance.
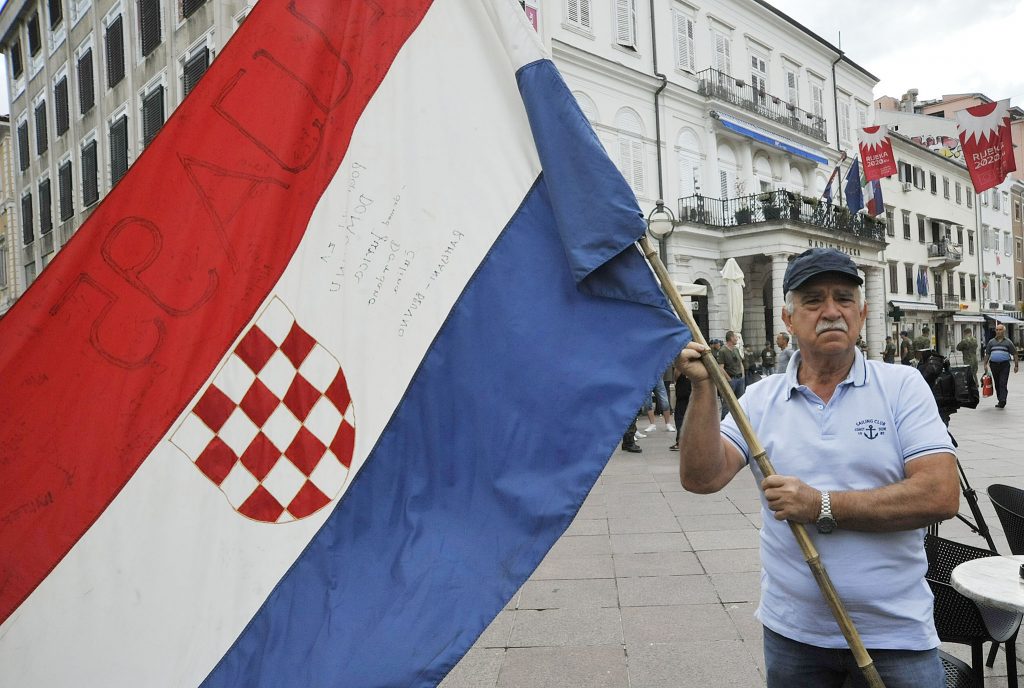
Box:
[816,516,836,534]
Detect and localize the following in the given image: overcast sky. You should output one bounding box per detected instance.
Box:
[768,0,1024,108]
[0,0,1020,114]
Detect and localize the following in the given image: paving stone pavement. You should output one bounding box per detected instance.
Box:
[442,376,1024,687]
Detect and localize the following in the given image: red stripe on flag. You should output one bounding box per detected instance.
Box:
[0,0,433,623]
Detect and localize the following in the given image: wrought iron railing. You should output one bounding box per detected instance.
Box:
[697,68,828,142]
[677,189,887,242]
[927,241,962,262]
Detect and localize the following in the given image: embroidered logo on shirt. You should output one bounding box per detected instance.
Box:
[854,419,887,440]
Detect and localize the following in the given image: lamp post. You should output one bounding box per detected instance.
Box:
[646,199,677,267]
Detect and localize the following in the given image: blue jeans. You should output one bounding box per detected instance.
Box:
[642,379,671,414]
[763,627,943,688]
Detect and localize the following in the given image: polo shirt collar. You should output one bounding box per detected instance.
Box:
[783,347,868,400]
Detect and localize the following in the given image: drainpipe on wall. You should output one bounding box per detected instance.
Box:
[649,0,669,266]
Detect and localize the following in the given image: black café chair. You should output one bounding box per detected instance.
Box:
[925,534,1021,688]
[988,484,1024,555]
[941,650,982,688]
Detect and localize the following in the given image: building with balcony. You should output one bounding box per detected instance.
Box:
[875,131,979,353]
[1013,181,1024,332]
[533,0,885,354]
[0,0,254,295]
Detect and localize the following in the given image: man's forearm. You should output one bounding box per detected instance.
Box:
[829,454,959,532]
[678,381,731,493]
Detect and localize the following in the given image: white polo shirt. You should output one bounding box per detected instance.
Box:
[721,349,954,650]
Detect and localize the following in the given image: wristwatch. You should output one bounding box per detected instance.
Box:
[815,491,836,534]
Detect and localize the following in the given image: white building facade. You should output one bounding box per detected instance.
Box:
[533,0,886,355]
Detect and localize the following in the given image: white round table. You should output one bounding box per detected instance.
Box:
[951,554,1024,614]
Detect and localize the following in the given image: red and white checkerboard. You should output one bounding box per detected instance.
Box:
[171,297,355,523]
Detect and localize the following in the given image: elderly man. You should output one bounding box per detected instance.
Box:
[676,248,958,687]
[775,332,794,374]
[983,324,1019,409]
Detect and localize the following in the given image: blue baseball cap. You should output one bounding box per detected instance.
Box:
[783,248,863,294]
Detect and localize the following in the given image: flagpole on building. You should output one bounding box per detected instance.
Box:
[638,235,887,688]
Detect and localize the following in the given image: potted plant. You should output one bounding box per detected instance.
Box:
[786,191,802,220]
[835,206,851,229]
[759,192,782,220]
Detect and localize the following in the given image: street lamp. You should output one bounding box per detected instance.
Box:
[646,199,677,266]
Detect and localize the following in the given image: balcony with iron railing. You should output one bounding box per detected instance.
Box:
[927,240,963,268]
[697,68,828,143]
[677,189,887,243]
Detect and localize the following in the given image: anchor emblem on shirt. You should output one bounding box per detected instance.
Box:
[854,419,887,440]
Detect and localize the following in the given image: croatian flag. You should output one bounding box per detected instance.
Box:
[0,2,688,686]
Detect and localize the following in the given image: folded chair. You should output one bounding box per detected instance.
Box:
[925,534,1020,688]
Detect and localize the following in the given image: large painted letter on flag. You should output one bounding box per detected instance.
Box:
[857,126,897,182]
[0,1,689,686]
[956,100,1017,193]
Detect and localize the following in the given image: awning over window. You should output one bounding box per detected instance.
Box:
[986,314,1024,325]
[952,314,987,323]
[889,299,938,312]
[712,113,829,166]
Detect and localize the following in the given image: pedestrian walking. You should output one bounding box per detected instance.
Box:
[983,324,1019,409]
[956,328,980,382]
[881,335,896,363]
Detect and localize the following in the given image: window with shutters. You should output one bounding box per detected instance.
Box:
[141,83,165,148]
[917,215,926,243]
[885,207,895,237]
[182,0,205,19]
[110,113,129,186]
[565,0,591,31]
[676,129,701,198]
[750,54,768,105]
[838,100,851,145]
[955,182,962,204]
[614,109,645,195]
[810,77,824,119]
[672,11,694,71]
[614,0,636,49]
[48,0,63,29]
[55,75,70,136]
[35,99,48,155]
[902,210,911,240]
[784,67,799,107]
[966,188,973,208]
[929,173,937,195]
[138,0,161,57]
[39,179,52,235]
[968,230,974,255]
[82,138,99,206]
[913,166,925,189]
[712,30,731,76]
[17,120,30,172]
[28,14,42,56]
[105,14,125,88]
[10,41,24,79]
[22,193,34,245]
[904,263,913,295]
[959,273,966,300]
[888,263,897,292]
[182,45,209,96]
[942,177,949,199]
[77,44,95,113]
[59,160,74,221]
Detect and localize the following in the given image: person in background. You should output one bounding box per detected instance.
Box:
[982,324,1019,409]
[881,335,896,364]
[761,341,777,375]
[720,330,746,399]
[956,328,979,383]
[669,361,692,452]
[899,331,914,366]
[912,326,932,357]
[744,343,759,386]
[775,332,794,374]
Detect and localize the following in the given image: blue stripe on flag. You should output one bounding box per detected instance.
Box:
[203,62,689,688]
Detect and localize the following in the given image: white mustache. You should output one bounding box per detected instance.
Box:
[816,319,848,334]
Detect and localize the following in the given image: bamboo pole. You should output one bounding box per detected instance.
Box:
[638,236,885,688]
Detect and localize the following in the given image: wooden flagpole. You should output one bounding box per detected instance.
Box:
[637,235,886,688]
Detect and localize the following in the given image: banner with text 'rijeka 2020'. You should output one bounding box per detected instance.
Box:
[857,125,897,182]
[956,99,1017,193]
[0,1,688,686]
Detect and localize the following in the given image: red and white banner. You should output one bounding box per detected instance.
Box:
[956,100,1017,193]
[857,126,897,181]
